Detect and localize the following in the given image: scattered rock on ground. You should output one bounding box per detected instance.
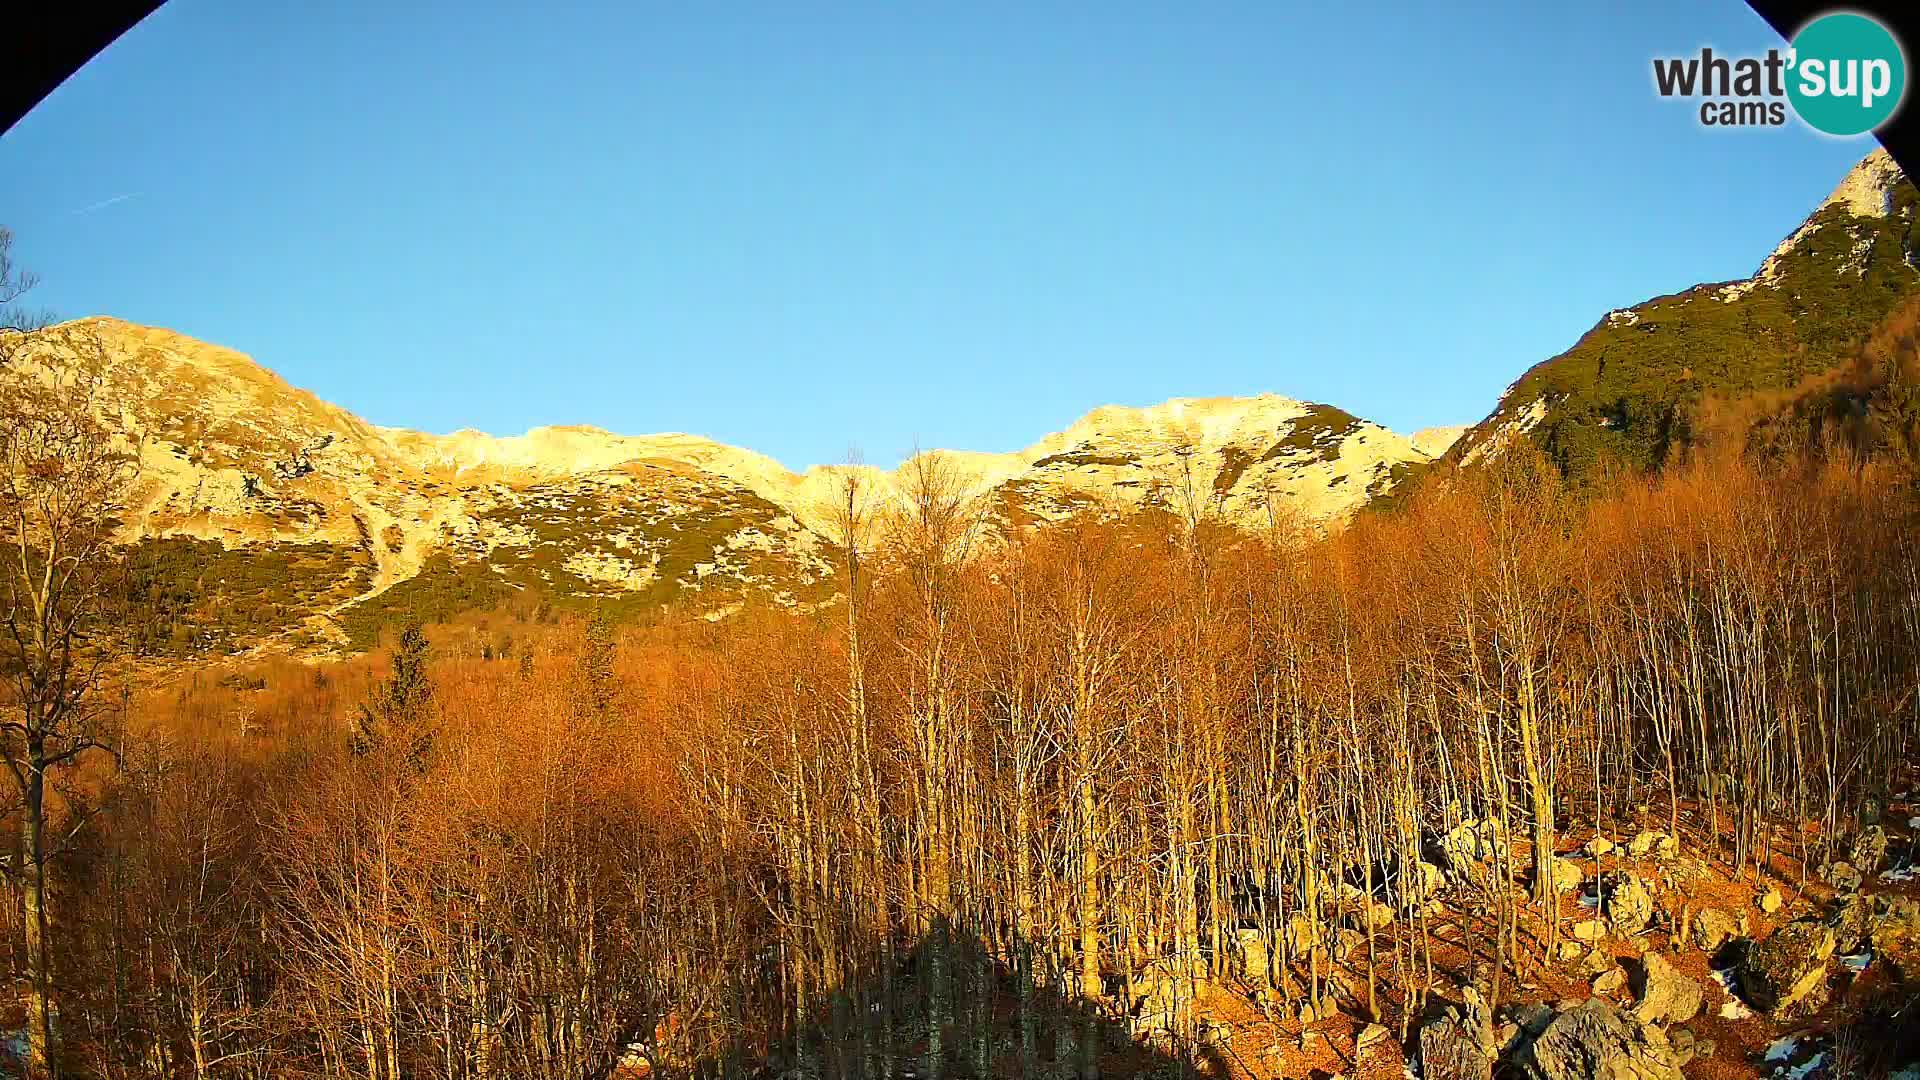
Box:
[1605,874,1656,935]
[1740,918,1837,1016]
[1572,918,1606,943]
[1628,830,1679,860]
[1694,908,1738,952]
[1417,985,1498,1080]
[1631,951,1703,1025]
[1514,998,1684,1080]
[1758,886,1784,914]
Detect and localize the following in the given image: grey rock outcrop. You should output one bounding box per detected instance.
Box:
[1629,952,1702,1026]
[1739,918,1836,1016]
[1514,998,1684,1080]
[1850,825,1889,875]
[1417,987,1498,1080]
[1603,874,1655,935]
[1692,908,1737,953]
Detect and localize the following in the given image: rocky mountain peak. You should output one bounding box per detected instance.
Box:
[1823,146,1904,220]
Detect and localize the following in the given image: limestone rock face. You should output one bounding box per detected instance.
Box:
[1447,149,1920,477]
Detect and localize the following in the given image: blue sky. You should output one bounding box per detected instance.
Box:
[0,0,1883,469]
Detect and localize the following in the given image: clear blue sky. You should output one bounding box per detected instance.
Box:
[0,0,1883,469]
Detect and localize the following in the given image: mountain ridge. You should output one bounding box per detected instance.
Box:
[1447,147,1920,476]
[10,316,1449,653]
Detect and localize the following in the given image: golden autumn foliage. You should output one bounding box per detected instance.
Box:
[0,434,1909,1079]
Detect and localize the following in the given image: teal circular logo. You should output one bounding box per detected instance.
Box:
[1788,13,1906,136]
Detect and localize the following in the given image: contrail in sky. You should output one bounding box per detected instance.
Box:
[69,192,139,216]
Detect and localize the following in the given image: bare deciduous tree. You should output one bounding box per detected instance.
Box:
[0,316,141,1077]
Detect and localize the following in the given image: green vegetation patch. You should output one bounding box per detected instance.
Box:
[1032,447,1140,469]
[1495,181,1920,484]
[1263,404,1363,464]
[1212,446,1257,496]
[339,556,513,650]
[120,537,370,657]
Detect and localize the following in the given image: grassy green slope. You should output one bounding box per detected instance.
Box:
[1446,159,1920,485]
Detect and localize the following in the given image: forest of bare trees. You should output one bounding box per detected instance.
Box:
[0,406,1915,1077]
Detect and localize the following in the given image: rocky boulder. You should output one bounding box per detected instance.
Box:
[1665,1026,1713,1068]
[1280,912,1324,958]
[1692,909,1737,953]
[1397,859,1446,909]
[1739,918,1836,1016]
[1513,998,1684,1080]
[1418,988,1500,1080]
[1603,874,1655,935]
[1835,893,1920,981]
[1850,825,1889,875]
[1550,857,1585,893]
[1627,831,1678,860]
[1820,860,1864,893]
[1592,967,1627,997]
[1436,818,1508,882]
[1629,952,1702,1026]
[1335,883,1396,932]
[1128,958,1195,1036]
[1233,927,1270,985]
